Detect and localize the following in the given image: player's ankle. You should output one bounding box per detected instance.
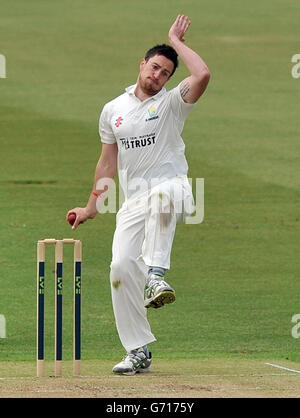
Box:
[147,266,165,283]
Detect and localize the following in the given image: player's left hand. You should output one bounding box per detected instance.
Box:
[169,14,191,43]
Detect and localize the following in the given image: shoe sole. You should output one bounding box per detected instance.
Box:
[123,367,151,376]
[113,366,151,376]
[145,290,176,309]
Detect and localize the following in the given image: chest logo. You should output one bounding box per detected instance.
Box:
[115,116,123,128]
[148,105,157,117]
[146,105,159,122]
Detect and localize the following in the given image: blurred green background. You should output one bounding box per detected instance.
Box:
[0,0,300,365]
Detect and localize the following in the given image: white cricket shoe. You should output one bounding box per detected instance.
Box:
[144,274,176,309]
[112,347,152,376]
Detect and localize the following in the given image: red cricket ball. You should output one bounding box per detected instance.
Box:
[67,212,77,226]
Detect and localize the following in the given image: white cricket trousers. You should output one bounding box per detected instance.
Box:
[109,176,194,352]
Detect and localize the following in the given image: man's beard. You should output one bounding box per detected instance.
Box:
[139,75,161,96]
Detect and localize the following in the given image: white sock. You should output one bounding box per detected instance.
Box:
[148,266,165,282]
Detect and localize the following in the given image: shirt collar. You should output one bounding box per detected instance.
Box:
[125,83,167,101]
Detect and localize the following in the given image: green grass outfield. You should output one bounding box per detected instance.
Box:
[1,0,300,376]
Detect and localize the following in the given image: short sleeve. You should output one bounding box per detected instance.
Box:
[169,83,195,121]
[99,104,116,144]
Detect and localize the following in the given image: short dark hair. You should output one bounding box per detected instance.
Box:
[144,44,178,76]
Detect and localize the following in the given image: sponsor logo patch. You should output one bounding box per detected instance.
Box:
[146,106,159,122]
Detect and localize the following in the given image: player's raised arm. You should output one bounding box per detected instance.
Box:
[168,14,211,103]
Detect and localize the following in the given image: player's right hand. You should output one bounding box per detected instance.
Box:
[66,207,91,230]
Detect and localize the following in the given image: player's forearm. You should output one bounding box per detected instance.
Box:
[86,154,117,217]
[169,36,210,79]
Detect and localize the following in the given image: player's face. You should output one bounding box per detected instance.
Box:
[138,54,174,95]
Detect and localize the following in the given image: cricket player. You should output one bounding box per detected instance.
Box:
[67,15,210,375]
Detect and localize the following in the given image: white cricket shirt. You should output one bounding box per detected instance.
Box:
[99,83,194,200]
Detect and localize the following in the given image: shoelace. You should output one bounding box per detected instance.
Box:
[123,351,144,361]
[123,351,147,369]
[149,279,167,289]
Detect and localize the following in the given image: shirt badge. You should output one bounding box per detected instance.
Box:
[146,106,159,122]
[148,106,157,117]
[115,116,123,127]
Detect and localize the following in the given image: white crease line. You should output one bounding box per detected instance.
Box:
[265,362,300,374]
[0,373,297,381]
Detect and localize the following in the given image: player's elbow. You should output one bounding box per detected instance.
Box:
[191,68,211,90]
[199,68,211,86]
[103,161,118,178]
[195,69,211,94]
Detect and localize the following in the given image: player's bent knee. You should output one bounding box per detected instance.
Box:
[110,258,136,287]
[110,255,145,290]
